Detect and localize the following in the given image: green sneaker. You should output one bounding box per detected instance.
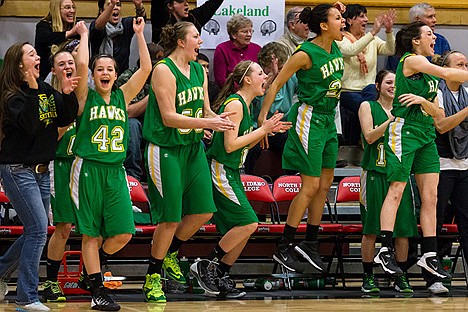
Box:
[42,280,66,302]
[162,251,186,284]
[394,273,413,293]
[361,273,380,293]
[78,271,91,292]
[143,273,167,303]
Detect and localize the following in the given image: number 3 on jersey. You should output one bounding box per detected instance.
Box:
[179,108,203,134]
[92,125,124,152]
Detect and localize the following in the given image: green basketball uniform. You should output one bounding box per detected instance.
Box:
[74,88,129,165]
[143,59,215,223]
[71,88,134,237]
[386,54,441,181]
[283,41,343,176]
[360,101,418,237]
[206,94,253,169]
[146,142,216,223]
[206,94,257,234]
[143,58,205,147]
[51,123,76,224]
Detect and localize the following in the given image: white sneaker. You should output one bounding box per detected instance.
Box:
[427,282,449,294]
[0,279,8,301]
[16,301,50,311]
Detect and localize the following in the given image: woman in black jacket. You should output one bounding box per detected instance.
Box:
[0,42,78,311]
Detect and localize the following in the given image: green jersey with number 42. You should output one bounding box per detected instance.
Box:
[74,88,129,165]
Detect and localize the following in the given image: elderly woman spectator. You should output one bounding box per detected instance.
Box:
[35,0,79,79]
[337,4,395,146]
[213,14,261,88]
[89,0,146,75]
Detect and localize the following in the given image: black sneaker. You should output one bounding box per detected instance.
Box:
[42,280,66,302]
[294,240,325,272]
[190,259,220,295]
[374,247,403,276]
[78,271,92,292]
[273,243,304,272]
[91,287,120,311]
[417,252,452,279]
[216,274,246,299]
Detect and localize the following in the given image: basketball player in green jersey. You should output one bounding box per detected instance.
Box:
[142,22,235,303]
[259,4,346,273]
[189,60,290,297]
[70,17,151,311]
[359,69,417,294]
[374,22,468,281]
[42,35,87,303]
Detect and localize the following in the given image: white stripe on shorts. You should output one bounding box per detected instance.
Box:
[388,117,404,162]
[295,103,313,155]
[70,157,83,210]
[210,159,240,205]
[360,170,367,211]
[147,143,164,198]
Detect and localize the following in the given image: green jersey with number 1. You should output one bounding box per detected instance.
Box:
[360,101,389,174]
[74,88,129,165]
[143,58,205,147]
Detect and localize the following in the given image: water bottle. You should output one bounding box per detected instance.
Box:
[243,279,256,289]
[290,277,326,290]
[441,256,452,289]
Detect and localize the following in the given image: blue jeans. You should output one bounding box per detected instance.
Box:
[0,164,50,305]
[124,117,143,180]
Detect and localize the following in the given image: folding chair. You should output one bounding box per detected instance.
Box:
[127,176,152,224]
[332,176,361,288]
[240,174,279,224]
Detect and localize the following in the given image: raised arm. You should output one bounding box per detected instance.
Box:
[95,0,118,30]
[258,51,310,125]
[358,101,393,144]
[73,21,89,116]
[405,55,468,83]
[121,17,151,106]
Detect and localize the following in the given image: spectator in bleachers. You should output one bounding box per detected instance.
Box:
[338,4,395,146]
[196,53,220,106]
[89,0,146,75]
[258,4,345,273]
[191,60,290,298]
[373,21,468,282]
[141,21,235,303]
[35,0,78,79]
[151,0,224,44]
[421,51,468,294]
[245,42,297,174]
[0,41,78,311]
[386,2,451,71]
[116,43,164,181]
[358,69,418,294]
[70,17,151,311]
[277,7,310,57]
[41,24,87,303]
[213,14,262,88]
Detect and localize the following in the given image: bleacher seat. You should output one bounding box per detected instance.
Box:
[241,174,279,224]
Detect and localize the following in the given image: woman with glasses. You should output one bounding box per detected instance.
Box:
[213,14,261,88]
[35,0,79,79]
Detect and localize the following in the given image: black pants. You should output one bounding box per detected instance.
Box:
[244,132,288,175]
[422,169,468,286]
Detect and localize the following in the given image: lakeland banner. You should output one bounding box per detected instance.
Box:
[197,0,285,49]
